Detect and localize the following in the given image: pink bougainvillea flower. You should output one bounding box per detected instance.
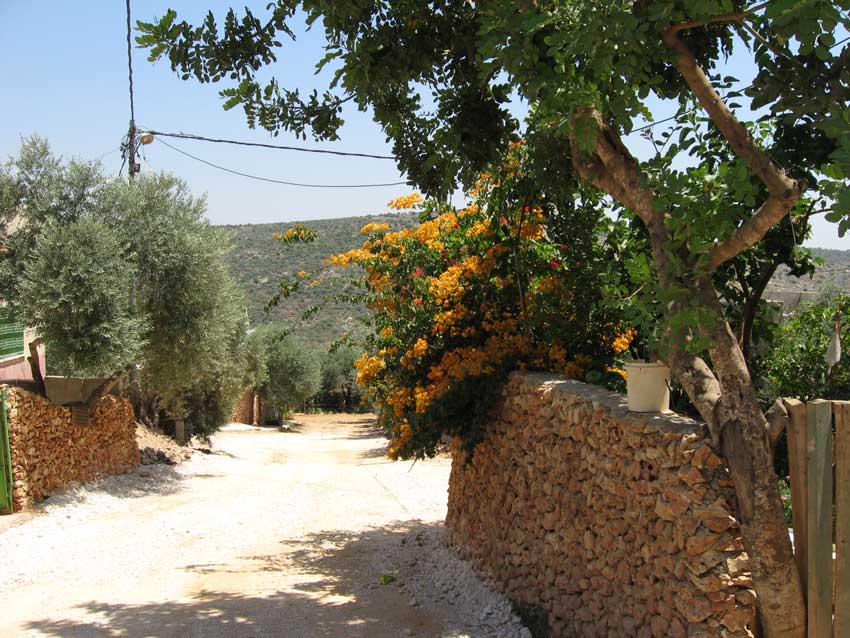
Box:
[549,259,560,269]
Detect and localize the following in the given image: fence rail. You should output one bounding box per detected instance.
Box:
[783,399,850,638]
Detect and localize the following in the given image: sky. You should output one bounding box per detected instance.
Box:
[0,1,845,249]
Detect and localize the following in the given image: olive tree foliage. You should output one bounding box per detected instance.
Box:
[244,324,321,418]
[0,138,248,433]
[139,2,850,633]
[319,345,361,411]
[19,218,144,376]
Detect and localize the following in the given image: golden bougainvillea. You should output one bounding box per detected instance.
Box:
[327,181,631,460]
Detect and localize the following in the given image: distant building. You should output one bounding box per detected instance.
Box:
[0,214,46,387]
[763,289,820,314]
[0,309,44,386]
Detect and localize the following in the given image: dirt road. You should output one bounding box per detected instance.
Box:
[0,415,526,638]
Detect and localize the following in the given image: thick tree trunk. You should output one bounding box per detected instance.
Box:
[688,277,805,637]
[569,104,807,637]
[26,339,45,397]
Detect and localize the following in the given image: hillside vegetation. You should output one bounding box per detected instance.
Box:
[221,212,419,344]
[772,248,850,292]
[221,214,849,345]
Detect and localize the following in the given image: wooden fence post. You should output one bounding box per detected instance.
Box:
[834,401,850,638]
[785,398,809,593]
[807,399,834,638]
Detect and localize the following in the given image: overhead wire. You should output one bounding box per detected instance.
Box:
[93,148,121,162]
[154,137,408,188]
[123,11,849,186]
[142,130,397,160]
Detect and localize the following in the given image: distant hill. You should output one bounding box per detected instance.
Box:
[220,212,419,346]
[771,247,850,293]
[220,214,850,347]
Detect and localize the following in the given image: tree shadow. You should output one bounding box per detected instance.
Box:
[37,465,193,509]
[25,521,449,638]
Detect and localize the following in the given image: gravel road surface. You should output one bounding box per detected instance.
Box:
[0,414,528,638]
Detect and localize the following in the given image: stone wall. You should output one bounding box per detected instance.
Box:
[3,387,139,510]
[231,389,255,425]
[230,390,267,426]
[446,372,756,638]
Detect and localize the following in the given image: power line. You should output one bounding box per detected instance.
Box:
[155,137,409,189]
[142,129,397,160]
[93,148,121,162]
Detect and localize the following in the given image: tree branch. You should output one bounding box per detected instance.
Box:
[666,2,771,34]
[666,341,723,442]
[569,107,660,226]
[662,25,806,269]
[569,111,724,440]
[708,194,805,268]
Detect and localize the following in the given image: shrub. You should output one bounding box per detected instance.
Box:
[761,295,849,402]
[323,146,633,459]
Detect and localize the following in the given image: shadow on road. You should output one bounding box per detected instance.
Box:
[25,521,444,638]
[38,465,193,509]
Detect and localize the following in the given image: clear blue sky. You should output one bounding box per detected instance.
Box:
[0,1,844,248]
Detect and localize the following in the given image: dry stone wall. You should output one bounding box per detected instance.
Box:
[231,389,254,424]
[446,372,756,638]
[4,387,139,510]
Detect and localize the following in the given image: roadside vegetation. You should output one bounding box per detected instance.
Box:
[0,136,248,437]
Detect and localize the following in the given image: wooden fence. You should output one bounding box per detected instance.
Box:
[782,399,849,638]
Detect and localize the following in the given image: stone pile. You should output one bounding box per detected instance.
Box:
[140,448,177,465]
[4,387,139,510]
[446,372,756,638]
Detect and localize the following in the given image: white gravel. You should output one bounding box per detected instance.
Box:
[384,526,531,638]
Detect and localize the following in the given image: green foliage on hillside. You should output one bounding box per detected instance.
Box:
[220,212,419,344]
[222,212,850,348]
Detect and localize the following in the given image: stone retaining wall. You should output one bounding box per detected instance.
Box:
[446,372,756,638]
[3,387,139,510]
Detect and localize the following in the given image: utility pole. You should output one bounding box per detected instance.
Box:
[125,0,137,181]
[128,122,138,180]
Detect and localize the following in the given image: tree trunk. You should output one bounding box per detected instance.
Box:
[689,277,805,637]
[26,339,45,397]
[569,105,807,636]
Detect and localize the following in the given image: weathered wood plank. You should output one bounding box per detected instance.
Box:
[785,398,809,593]
[807,399,834,638]
[834,401,850,638]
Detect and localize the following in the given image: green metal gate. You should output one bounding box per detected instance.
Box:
[0,389,13,513]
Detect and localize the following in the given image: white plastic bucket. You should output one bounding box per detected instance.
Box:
[624,361,671,413]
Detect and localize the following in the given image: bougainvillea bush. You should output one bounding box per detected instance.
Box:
[322,146,636,460]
